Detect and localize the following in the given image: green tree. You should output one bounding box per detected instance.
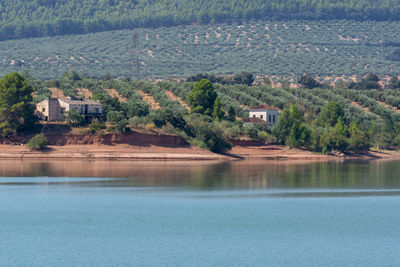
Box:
[227,106,236,122]
[187,79,222,120]
[388,76,400,89]
[298,74,320,89]
[348,121,370,152]
[0,72,37,136]
[320,118,349,152]
[66,108,85,126]
[318,101,344,127]
[106,110,125,123]
[185,114,232,153]
[272,104,310,147]
[349,73,381,90]
[212,97,224,121]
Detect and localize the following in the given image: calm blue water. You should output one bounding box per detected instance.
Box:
[0,160,400,266]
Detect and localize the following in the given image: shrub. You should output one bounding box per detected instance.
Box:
[89,123,106,133]
[185,114,231,153]
[27,134,48,151]
[145,122,155,130]
[129,116,142,128]
[66,109,86,126]
[245,126,259,139]
[298,75,321,89]
[97,130,106,138]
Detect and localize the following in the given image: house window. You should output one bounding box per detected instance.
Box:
[273,115,276,123]
[268,115,272,122]
[260,115,263,119]
[94,107,99,113]
[253,115,256,118]
[42,108,45,112]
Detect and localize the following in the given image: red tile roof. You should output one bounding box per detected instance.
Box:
[249,104,279,110]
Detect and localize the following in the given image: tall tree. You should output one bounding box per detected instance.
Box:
[187,79,222,119]
[318,100,344,127]
[0,72,37,136]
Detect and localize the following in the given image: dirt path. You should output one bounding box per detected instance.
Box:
[105,89,128,102]
[349,101,379,117]
[377,100,400,113]
[165,91,190,111]
[137,90,160,109]
[77,88,93,99]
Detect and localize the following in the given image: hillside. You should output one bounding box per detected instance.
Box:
[0,0,399,41]
[1,20,400,79]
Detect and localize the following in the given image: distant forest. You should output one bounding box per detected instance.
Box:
[0,0,399,41]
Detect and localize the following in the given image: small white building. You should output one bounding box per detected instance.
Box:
[244,104,279,126]
[36,97,102,122]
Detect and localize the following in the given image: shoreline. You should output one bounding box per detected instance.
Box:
[0,143,399,162]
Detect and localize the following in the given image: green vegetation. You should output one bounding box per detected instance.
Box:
[0,72,37,137]
[27,134,48,150]
[272,104,310,148]
[0,1,398,41]
[2,71,400,154]
[187,79,223,120]
[2,20,400,79]
[66,109,85,127]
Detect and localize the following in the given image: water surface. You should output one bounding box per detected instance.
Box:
[0,160,399,266]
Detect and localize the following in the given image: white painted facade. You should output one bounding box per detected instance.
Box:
[247,104,279,126]
[249,110,278,125]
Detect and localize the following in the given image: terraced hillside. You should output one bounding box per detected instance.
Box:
[33,75,400,131]
[2,20,400,80]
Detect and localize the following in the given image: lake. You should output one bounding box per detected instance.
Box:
[0,159,399,266]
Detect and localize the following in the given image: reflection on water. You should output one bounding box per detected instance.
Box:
[0,159,399,191]
[1,160,400,266]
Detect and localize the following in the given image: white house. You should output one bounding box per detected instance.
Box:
[244,104,279,126]
[36,97,102,122]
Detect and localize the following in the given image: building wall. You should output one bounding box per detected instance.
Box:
[58,100,102,115]
[48,98,62,120]
[36,99,49,120]
[37,98,103,121]
[86,104,102,114]
[249,109,278,126]
[36,98,62,121]
[266,110,278,126]
[249,111,267,121]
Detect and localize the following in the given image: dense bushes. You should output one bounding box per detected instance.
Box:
[27,134,48,151]
[23,73,400,153]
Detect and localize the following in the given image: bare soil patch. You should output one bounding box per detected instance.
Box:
[77,88,93,98]
[349,101,378,117]
[377,101,400,113]
[106,88,128,102]
[137,90,160,109]
[165,91,189,110]
[49,88,64,98]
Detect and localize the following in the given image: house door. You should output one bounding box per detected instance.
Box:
[45,116,48,121]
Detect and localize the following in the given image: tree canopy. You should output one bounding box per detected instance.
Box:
[0,72,37,136]
[0,0,399,41]
[187,79,223,120]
